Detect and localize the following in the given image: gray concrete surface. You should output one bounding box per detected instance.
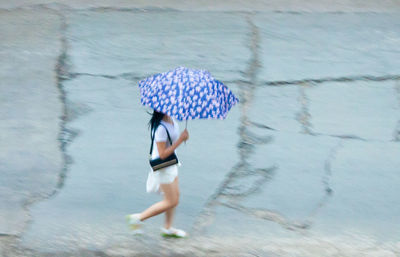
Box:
[65,11,250,82]
[0,9,63,236]
[1,1,400,256]
[255,13,400,82]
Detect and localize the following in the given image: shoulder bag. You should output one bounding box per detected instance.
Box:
[149,123,179,172]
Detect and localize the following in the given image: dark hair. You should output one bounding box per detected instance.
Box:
[148,110,165,134]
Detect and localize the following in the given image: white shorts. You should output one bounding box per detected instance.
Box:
[146,163,180,194]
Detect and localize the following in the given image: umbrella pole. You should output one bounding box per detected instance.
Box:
[184,120,188,145]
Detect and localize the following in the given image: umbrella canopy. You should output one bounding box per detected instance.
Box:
[138,67,239,121]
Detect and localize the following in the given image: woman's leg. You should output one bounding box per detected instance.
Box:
[164,177,179,228]
[164,207,175,229]
[139,177,179,221]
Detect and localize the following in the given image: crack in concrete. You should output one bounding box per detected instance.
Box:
[240,127,273,146]
[218,166,276,199]
[244,108,396,143]
[252,119,375,142]
[296,82,314,135]
[303,132,367,141]
[53,9,75,195]
[69,72,119,80]
[220,201,309,231]
[0,234,15,237]
[262,74,400,86]
[322,141,342,195]
[322,134,365,141]
[69,72,144,82]
[302,140,343,228]
[0,4,188,13]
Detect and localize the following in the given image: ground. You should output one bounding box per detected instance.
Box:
[1,1,400,256]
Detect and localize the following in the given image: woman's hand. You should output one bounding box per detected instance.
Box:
[179,129,189,143]
[157,129,189,159]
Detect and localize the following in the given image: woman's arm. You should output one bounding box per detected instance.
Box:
[156,129,189,160]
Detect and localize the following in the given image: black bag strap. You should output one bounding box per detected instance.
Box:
[149,123,173,157]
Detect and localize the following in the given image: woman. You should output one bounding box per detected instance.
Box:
[126,110,189,238]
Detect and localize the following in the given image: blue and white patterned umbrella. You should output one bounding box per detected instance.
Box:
[138,67,239,121]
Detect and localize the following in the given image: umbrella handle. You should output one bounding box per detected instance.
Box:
[184,120,188,144]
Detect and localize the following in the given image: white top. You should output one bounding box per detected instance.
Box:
[151,118,180,159]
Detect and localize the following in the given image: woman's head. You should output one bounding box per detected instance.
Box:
[149,110,165,132]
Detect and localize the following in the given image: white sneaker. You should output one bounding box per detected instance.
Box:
[161,227,187,238]
[126,213,143,235]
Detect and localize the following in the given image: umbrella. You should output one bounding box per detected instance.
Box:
[138,66,239,123]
